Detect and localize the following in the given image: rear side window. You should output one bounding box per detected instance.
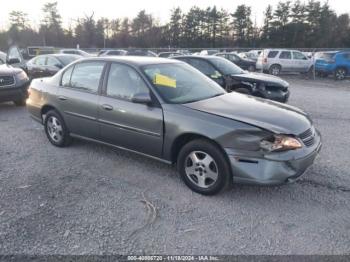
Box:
[70,62,105,92]
[268,51,278,58]
[279,51,291,59]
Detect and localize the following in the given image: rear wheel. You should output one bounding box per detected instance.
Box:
[334,68,347,80]
[269,64,281,76]
[177,139,232,195]
[44,110,71,147]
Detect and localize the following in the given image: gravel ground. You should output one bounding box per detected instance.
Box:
[0,76,349,255]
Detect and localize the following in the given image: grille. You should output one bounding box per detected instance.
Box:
[299,127,316,147]
[0,76,15,87]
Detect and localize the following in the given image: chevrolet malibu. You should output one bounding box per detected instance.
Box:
[27,57,322,195]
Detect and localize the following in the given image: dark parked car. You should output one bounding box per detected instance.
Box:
[215,52,256,71]
[27,57,321,195]
[315,51,350,80]
[26,54,80,80]
[174,56,290,103]
[0,64,30,106]
[158,52,182,58]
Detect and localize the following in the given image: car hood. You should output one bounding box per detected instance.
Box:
[231,72,289,88]
[0,64,23,76]
[184,92,311,135]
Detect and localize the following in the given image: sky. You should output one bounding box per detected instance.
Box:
[1,0,350,30]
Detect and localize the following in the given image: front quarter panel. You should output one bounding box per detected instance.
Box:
[162,104,267,162]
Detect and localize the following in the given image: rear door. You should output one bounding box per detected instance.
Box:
[57,61,106,139]
[98,62,164,157]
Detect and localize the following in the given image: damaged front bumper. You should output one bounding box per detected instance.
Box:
[225,130,322,185]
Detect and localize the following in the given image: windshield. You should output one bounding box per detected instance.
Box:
[209,57,244,75]
[143,63,226,104]
[58,55,80,65]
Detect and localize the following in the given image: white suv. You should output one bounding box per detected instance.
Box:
[256,49,314,75]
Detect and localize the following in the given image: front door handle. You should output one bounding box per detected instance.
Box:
[58,96,68,101]
[102,104,113,111]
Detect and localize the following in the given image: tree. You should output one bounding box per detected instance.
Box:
[168,7,183,47]
[40,1,64,46]
[9,11,28,31]
[231,5,253,46]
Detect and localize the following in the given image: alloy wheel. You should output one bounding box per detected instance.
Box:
[47,116,63,143]
[184,151,219,189]
[335,69,346,80]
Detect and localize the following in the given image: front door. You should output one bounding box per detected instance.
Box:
[98,63,164,157]
[57,61,106,139]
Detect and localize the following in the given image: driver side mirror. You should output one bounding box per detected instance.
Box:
[55,63,63,69]
[131,92,152,105]
[7,58,20,65]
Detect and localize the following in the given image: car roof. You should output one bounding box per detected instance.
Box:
[77,56,182,66]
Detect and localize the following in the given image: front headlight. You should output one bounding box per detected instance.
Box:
[260,135,302,152]
[16,71,28,81]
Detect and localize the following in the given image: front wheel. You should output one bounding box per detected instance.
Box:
[177,139,232,195]
[44,110,71,147]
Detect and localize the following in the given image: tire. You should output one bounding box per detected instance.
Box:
[248,65,256,72]
[13,98,26,106]
[269,64,281,76]
[177,139,232,195]
[334,68,347,80]
[44,110,71,147]
[235,88,251,95]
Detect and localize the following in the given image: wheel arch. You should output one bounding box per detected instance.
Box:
[170,133,229,165]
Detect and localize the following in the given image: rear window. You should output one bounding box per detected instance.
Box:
[267,51,278,58]
[317,53,335,61]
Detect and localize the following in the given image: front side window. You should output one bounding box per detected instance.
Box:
[279,51,291,59]
[187,59,217,76]
[46,57,60,66]
[143,63,225,104]
[106,63,149,100]
[35,56,47,66]
[293,52,307,60]
[209,57,244,75]
[228,54,239,62]
[70,62,105,92]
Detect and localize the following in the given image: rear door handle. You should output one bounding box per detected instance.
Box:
[102,104,113,111]
[58,96,68,101]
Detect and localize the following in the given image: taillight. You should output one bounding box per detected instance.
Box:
[263,58,267,64]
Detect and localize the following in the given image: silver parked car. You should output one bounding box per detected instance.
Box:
[27,57,321,195]
[256,49,314,75]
